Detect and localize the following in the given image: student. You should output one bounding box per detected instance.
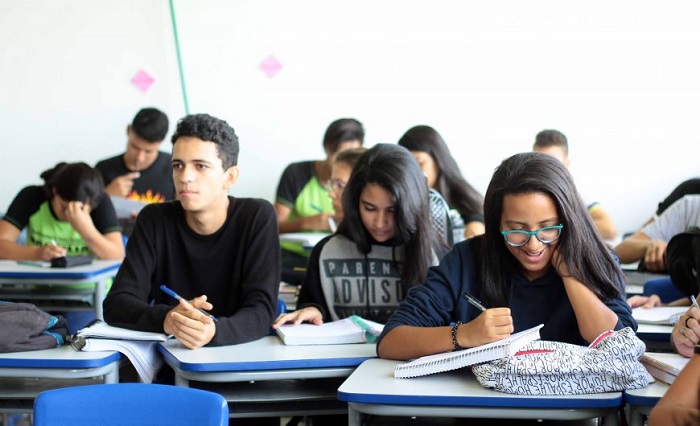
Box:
[638,178,700,228]
[328,147,366,226]
[275,118,364,233]
[103,113,280,350]
[615,195,700,272]
[398,125,485,239]
[95,107,174,203]
[377,152,635,361]
[0,162,124,261]
[275,118,364,284]
[273,144,447,327]
[671,305,700,358]
[533,129,618,241]
[648,348,700,425]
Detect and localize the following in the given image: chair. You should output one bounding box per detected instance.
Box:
[33,383,228,426]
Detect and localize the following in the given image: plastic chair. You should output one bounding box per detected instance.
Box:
[33,383,228,426]
[643,277,686,304]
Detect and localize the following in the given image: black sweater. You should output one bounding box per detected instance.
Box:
[103,197,280,346]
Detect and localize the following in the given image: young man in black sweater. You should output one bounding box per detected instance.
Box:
[104,113,280,349]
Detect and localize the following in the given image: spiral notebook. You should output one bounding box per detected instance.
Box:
[394,324,543,379]
[640,352,690,385]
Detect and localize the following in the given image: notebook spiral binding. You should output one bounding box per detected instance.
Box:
[68,334,87,351]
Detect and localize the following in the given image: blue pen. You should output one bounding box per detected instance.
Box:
[310,204,324,213]
[159,285,218,322]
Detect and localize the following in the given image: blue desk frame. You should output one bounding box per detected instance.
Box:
[624,381,668,426]
[158,336,376,418]
[0,259,121,319]
[338,359,623,426]
[0,345,121,423]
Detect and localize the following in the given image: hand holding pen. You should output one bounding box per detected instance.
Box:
[458,292,514,347]
[160,285,218,322]
[39,239,66,261]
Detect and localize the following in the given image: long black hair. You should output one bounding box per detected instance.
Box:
[337,144,444,293]
[398,125,484,221]
[478,152,624,306]
[41,162,104,209]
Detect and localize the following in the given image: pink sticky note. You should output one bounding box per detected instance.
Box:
[131,69,155,92]
[259,55,282,78]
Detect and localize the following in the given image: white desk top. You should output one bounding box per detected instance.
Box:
[159,335,376,373]
[0,259,121,280]
[624,381,669,407]
[0,345,120,369]
[338,358,623,409]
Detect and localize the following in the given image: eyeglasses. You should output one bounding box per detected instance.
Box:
[330,179,346,191]
[501,225,563,247]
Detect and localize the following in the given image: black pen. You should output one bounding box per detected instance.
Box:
[461,292,487,312]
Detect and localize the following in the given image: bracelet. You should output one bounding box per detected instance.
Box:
[452,322,464,351]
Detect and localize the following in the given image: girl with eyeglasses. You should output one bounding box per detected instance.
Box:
[377,152,634,361]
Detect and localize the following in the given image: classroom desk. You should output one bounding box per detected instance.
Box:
[624,381,669,426]
[0,345,121,423]
[0,259,121,320]
[636,324,673,352]
[158,336,376,418]
[338,359,623,426]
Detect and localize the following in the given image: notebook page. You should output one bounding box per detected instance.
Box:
[394,324,543,378]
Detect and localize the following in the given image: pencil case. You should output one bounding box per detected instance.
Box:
[50,255,93,268]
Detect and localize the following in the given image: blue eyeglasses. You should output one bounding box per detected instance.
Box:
[501,225,563,247]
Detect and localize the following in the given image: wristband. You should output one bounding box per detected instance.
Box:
[452,321,464,351]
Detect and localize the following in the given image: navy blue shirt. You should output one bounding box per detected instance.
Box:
[379,237,636,347]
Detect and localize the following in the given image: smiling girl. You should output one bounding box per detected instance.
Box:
[377,152,635,360]
[273,144,447,327]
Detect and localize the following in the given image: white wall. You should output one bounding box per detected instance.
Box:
[1,0,699,235]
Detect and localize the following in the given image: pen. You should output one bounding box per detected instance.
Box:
[461,292,487,312]
[310,204,324,213]
[159,285,219,322]
[691,295,700,311]
[50,239,58,246]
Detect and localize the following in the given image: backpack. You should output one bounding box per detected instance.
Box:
[0,301,69,353]
[428,189,465,247]
[666,228,700,298]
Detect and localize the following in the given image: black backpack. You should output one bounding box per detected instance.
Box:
[666,229,700,298]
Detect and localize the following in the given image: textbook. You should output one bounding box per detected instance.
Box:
[394,324,544,379]
[71,320,167,383]
[632,306,687,325]
[275,316,384,345]
[640,352,690,385]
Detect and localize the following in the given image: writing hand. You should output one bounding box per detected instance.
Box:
[272,307,323,329]
[40,244,66,261]
[672,306,700,357]
[105,172,141,198]
[303,213,332,231]
[456,307,513,348]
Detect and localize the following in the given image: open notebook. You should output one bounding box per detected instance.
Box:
[71,320,168,383]
[640,352,690,385]
[632,306,687,325]
[394,324,543,379]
